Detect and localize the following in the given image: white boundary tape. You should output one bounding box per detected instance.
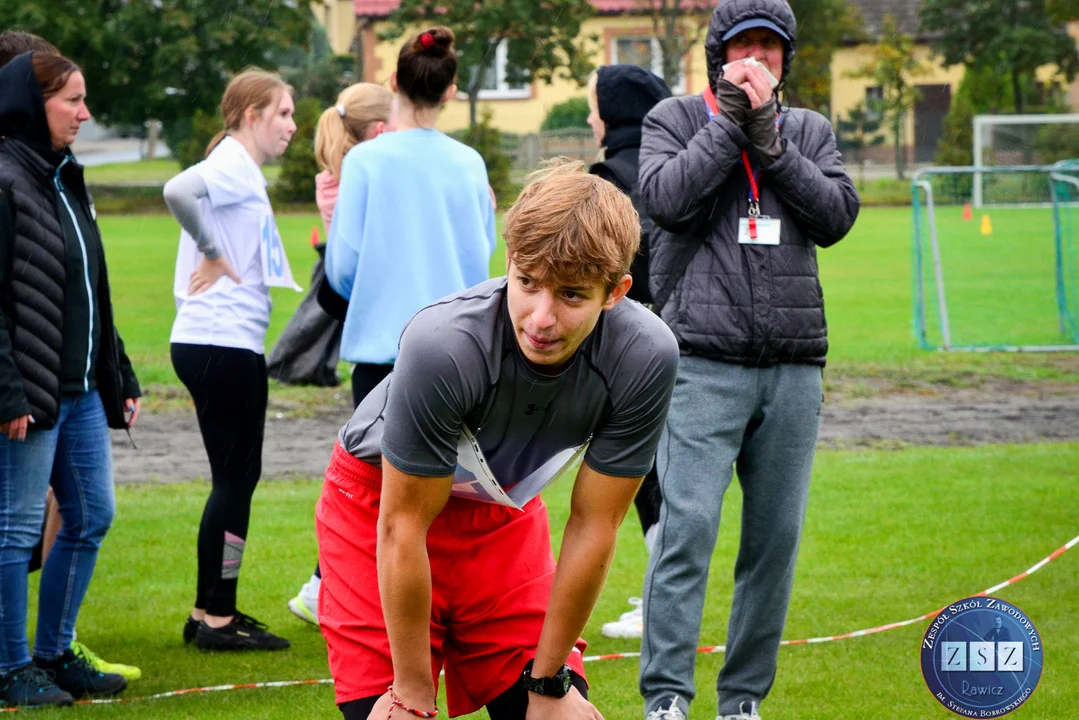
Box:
[2,532,1073,712]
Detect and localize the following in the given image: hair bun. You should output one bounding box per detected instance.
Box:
[412,26,454,55]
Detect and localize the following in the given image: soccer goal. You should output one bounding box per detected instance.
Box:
[912,164,1079,352]
[972,114,1079,208]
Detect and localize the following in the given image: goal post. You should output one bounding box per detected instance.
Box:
[912,164,1079,352]
[1051,160,1079,342]
[973,114,1079,208]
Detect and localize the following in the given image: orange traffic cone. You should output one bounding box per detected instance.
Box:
[310,226,320,247]
[962,203,972,221]
[980,214,993,235]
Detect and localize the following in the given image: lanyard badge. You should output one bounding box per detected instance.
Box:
[702,87,782,246]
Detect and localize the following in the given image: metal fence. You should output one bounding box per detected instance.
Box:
[504,128,599,176]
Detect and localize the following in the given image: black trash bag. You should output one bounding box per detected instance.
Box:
[267,243,344,387]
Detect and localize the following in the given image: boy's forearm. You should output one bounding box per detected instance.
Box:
[378,520,437,708]
[531,514,620,676]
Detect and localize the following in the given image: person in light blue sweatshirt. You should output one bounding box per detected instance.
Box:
[326,25,496,408]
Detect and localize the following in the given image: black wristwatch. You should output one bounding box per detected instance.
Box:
[521,659,572,698]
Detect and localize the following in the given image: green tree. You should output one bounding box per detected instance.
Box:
[381,0,595,129]
[637,0,709,92]
[541,97,590,131]
[278,20,356,108]
[0,0,310,154]
[846,16,929,180]
[785,0,865,115]
[934,65,1066,166]
[835,100,884,188]
[920,0,1079,114]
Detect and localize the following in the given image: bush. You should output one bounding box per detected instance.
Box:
[541,97,590,131]
[173,109,221,169]
[453,107,516,209]
[271,97,322,205]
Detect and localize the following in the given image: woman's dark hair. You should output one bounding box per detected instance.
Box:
[395,26,457,108]
[0,31,58,68]
[32,52,80,102]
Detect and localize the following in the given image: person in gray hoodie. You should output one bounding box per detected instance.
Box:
[637,1,859,718]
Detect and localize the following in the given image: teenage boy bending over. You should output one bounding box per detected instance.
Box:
[316,161,678,720]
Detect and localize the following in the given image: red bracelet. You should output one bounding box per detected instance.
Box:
[387,686,438,718]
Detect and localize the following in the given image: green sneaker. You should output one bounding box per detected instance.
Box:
[70,642,142,682]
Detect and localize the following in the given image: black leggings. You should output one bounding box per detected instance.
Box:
[338,670,588,720]
[172,343,268,617]
[350,362,394,409]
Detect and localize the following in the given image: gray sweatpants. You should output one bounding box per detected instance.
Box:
[640,357,822,718]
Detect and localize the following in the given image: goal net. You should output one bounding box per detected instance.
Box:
[912,165,1079,352]
[973,114,1079,207]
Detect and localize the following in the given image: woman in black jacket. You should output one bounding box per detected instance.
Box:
[0,51,140,708]
[586,64,670,641]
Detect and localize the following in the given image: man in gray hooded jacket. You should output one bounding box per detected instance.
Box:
[638,1,859,718]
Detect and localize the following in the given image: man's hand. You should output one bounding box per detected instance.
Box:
[723,61,774,110]
[526,687,604,720]
[0,414,33,441]
[188,255,240,295]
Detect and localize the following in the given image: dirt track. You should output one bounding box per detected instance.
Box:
[110,382,1079,484]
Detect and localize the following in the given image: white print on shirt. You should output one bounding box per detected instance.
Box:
[452,426,590,509]
[260,212,301,291]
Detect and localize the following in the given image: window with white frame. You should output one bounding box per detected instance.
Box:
[461,40,530,100]
[865,86,884,121]
[611,37,684,94]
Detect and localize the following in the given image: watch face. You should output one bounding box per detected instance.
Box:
[560,670,571,694]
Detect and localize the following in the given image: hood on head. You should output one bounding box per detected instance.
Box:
[596,64,672,128]
[705,0,797,91]
[0,52,52,151]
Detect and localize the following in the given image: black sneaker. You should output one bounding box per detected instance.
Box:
[195,611,291,651]
[0,663,74,707]
[34,649,126,699]
[183,616,199,645]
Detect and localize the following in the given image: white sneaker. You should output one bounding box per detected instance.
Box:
[601,597,643,639]
[647,696,687,720]
[287,574,320,625]
[718,701,762,720]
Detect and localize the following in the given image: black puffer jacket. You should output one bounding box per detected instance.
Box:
[0,52,140,428]
[641,0,859,367]
[589,65,671,304]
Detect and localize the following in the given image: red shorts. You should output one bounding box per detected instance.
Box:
[316,443,587,716]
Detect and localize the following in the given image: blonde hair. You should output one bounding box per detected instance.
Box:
[504,159,639,289]
[315,83,394,178]
[206,68,293,157]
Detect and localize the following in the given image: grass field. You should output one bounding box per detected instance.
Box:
[22,442,1079,719]
[84,159,281,185]
[101,207,1079,390]
[13,205,1078,718]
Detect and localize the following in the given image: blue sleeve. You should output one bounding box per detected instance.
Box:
[325,153,365,298]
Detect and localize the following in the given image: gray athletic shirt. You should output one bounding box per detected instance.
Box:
[339,277,679,483]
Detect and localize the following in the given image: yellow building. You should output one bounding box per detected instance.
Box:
[315,0,1078,163]
[316,0,710,134]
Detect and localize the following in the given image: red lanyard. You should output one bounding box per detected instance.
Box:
[701,85,767,239]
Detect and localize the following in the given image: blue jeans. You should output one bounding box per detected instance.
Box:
[0,391,115,673]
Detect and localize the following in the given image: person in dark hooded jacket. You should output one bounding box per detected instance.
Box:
[0,51,140,707]
[585,64,671,642]
[587,64,671,307]
[637,1,859,718]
